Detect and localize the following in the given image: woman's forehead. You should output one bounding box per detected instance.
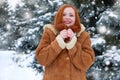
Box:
[63,7,75,13]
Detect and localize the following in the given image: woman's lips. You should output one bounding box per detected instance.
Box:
[64,20,72,24]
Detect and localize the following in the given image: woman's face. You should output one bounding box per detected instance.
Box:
[63,7,75,27]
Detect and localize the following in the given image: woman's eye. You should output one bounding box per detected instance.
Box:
[63,13,66,16]
[70,14,74,17]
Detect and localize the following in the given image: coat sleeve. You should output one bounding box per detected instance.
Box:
[68,33,95,71]
[35,28,63,66]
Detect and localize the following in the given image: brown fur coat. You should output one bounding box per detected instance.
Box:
[36,24,95,80]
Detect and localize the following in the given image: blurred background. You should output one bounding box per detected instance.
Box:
[0,0,120,80]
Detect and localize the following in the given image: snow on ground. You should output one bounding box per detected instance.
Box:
[0,50,43,80]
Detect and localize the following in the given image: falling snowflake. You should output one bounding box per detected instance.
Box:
[5,23,11,31]
[105,60,110,66]
[22,11,33,20]
[97,25,107,34]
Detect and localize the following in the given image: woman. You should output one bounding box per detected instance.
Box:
[36,4,95,80]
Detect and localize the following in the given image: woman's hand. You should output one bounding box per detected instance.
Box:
[60,29,68,39]
[67,28,75,39]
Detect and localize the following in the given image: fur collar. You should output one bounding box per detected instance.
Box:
[43,24,85,37]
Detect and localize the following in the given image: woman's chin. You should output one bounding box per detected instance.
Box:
[65,24,71,27]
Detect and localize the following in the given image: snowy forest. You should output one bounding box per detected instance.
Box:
[0,0,120,80]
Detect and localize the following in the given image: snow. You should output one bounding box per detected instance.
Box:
[97,25,107,34]
[0,50,43,80]
[91,36,105,45]
[7,0,24,11]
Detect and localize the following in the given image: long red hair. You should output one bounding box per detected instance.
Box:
[54,4,81,33]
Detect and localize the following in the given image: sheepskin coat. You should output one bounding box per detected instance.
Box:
[35,24,95,80]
